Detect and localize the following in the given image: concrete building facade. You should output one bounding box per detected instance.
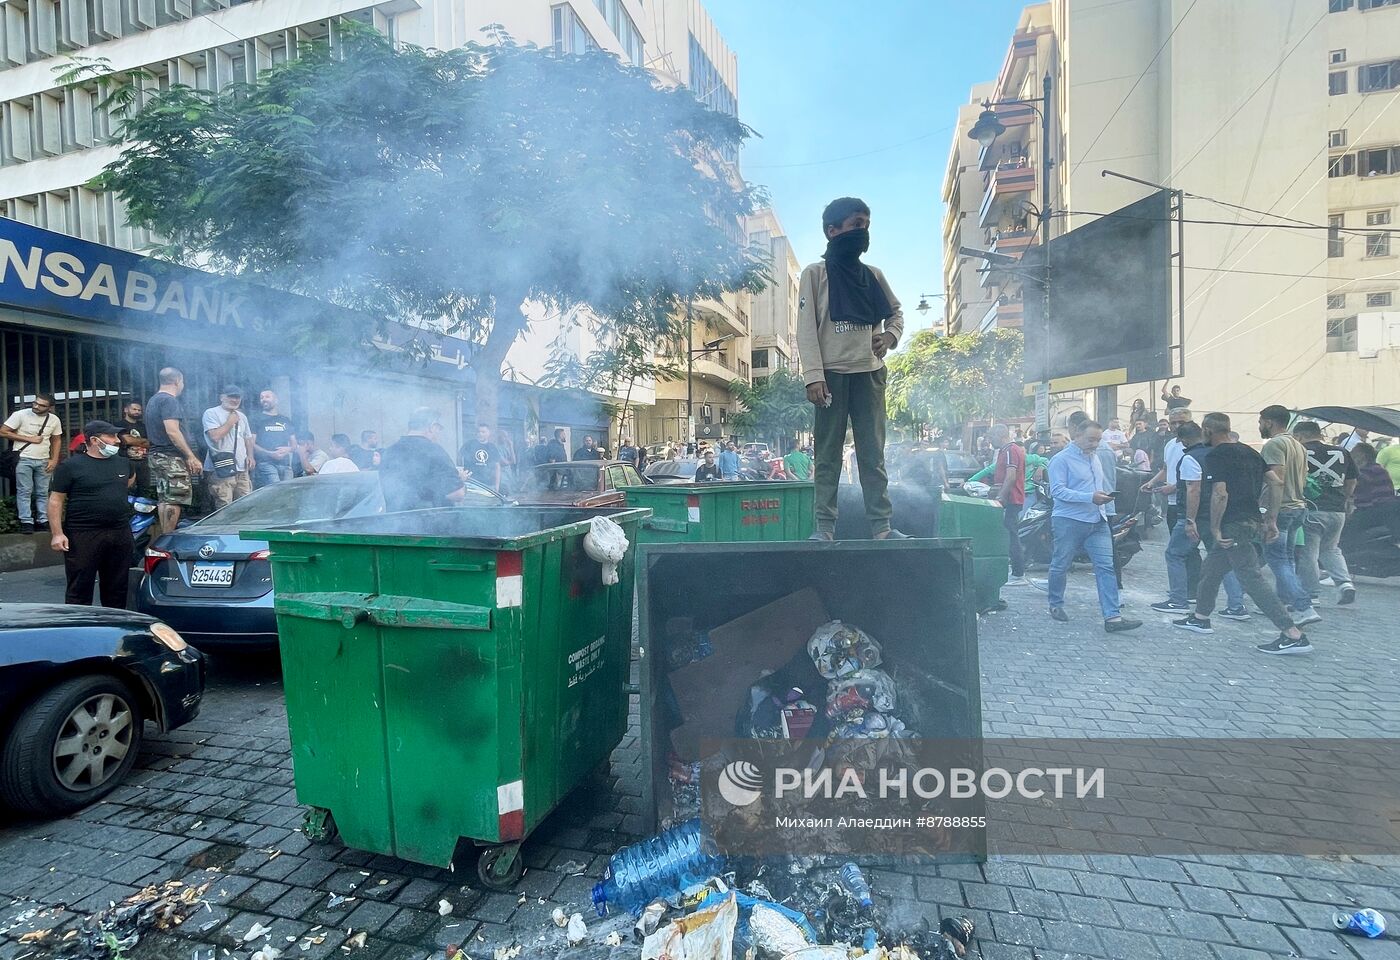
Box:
[943,0,1400,422]
[745,207,800,381]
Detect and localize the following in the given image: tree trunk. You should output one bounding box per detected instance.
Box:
[470,292,529,431]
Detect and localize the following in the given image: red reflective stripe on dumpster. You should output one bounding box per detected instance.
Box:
[498,780,525,840]
[686,495,700,524]
[496,552,523,608]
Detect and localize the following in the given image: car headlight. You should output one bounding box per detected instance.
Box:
[150,622,188,652]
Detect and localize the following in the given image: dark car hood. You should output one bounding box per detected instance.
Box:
[0,602,159,630]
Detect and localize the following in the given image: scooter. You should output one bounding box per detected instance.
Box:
[130,495,158,566]
[1019,475,1143,574]
[1339,502,1400,578]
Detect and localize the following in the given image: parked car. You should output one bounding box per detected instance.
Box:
[135,472,504,647]
[940,451,985,491]
[516,460,645,507]
[742,442,771,458]
[1,604,204,814]
[644,459,701,485]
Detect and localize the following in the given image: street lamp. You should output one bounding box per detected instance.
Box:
[967,73,1055,434]
[915,293,945,315]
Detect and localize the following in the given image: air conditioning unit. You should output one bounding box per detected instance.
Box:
[701,404,713,421]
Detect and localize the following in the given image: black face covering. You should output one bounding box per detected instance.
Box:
[823,228,892,327]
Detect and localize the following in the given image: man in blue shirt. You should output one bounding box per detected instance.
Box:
[1047,420,1141,633]
[717,441,741,481]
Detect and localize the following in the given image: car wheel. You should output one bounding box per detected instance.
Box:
[0,675,144,815]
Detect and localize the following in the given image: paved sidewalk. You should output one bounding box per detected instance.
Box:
[2,532,1399,959]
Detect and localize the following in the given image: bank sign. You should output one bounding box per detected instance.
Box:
[0,216,475,376]
[0,216,301,341]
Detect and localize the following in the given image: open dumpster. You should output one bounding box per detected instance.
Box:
[248,505,647,888]
[939,494,1010,611]
[624,480,814,543]
[637,539,985,862]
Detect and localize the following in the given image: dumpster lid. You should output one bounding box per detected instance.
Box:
[621,480,813,492]
[245,505,650,550]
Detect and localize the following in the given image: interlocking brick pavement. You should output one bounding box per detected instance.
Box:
[2,535,1399,959]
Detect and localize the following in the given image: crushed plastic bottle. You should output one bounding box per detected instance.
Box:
[592,819,724,917]
[838,863,873,910]
[1334,908,1386,938]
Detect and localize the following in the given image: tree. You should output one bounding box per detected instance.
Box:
[83,26,767,427]
[729,369,812,450]
[886,329,1030,432]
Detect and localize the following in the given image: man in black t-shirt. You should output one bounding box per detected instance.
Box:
[48,421,134,608]
[573,435,604,461]
[380,408,466,513]
[251,390,296,488]
[1173,413,1312,655]
[1292,420,1357,604]
[460,424,502,492]
[117,399,151,497]
[545,428,568,464]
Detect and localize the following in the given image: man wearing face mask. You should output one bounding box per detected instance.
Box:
[797,197,907,540]
[48,421,134,608]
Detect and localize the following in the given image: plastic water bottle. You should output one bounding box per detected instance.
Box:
[839,863,873,910]
[592,819,723,917]
[1333,908,1386,938]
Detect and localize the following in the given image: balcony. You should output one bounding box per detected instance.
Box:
[978,228,1036,289]
[978,161,1036,228]
[980,296,1025,331]
[994,30,1045,103]
[692,353,745,386]
[978,107,1036,171]
[694,295,749,338]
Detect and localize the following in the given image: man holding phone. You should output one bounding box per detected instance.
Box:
[1046,420,1141,633]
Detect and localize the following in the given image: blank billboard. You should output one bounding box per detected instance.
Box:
[1021,189,1173,386]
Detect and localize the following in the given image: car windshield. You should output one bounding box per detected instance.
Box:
[191,477,383,533]
[526,464,601,492]
[944,453,983,472]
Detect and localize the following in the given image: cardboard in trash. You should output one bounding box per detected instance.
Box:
[667,589,830,762]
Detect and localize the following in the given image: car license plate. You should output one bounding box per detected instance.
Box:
[190,562,234,587]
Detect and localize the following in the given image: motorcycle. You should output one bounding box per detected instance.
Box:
[1339,501,1400,579]
[130,495,158,566]
[1019,472,1143,576]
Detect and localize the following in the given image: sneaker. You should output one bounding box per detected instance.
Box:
[1004,576,1030,587]
[1104,618,1142,633]
[1257,633,1313,655]
[1217,607,1252,621]
[808,530,834,542]
[18,523,34,535]
[1318,576,1336,587]
[873,528,910,540]
[1338,585,1356,605]
[1172,615,1214,635]
[1049,607,1069,622]
[1291,608,1322,626]
[1150,600,1190,613]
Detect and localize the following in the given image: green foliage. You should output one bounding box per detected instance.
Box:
[729,369,812,447]
[0,497,18,535]
[80,25,768,423]
[886,328,1030,431]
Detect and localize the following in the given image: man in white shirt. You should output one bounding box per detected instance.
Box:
[1101,418,1129,453]
[202,386,255,509]
[317,434,360,475]
[1,393,64,533]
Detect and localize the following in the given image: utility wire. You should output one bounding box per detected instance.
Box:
[1052,210,1400,236]
[1068,0,1203,174]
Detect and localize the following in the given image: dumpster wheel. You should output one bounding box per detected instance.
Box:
[476,843,524,890]
[303,807,339,845]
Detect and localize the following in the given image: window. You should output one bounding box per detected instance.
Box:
[1359,146,1400,176]
[1367,209,1392,225]
[1361,0,1400,8]
[1329,71,1348,95]
[1359,60,1400,93]
[1329,214,1346,257]
[1331,50,1348,65]
[751,350,769,370]
[1329,129,1348,148]
[1366,233,1391,257]
[1327,316,1357,352]
[1328,293,1347,310]
[589,0,645,65]
[1366,292,1393,307]
[551,4,597,55]
[1330,0,1353,10]
[1329,153,1356,177]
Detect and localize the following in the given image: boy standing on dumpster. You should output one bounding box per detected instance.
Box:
[797,197,907,540]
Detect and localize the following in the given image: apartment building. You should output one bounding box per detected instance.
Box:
[0,0,754,451]
[745,207,800,381]
[942,80,999,336]
[943,0,1400,420]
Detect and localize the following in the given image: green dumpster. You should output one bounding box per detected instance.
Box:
[939,494,1009,610]
[248,506,648,888]
[623,480,814,543]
